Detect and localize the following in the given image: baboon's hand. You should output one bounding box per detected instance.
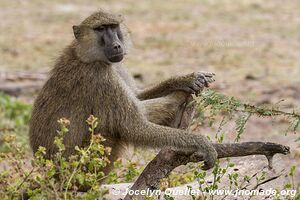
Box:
[191,135,218,170]
[201,147,218,170]
[170,72,215,94]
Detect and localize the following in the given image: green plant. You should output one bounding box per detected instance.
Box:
[0,93,31,127]
[106,158,142,184]
[0,115,111,199]
[0,93,32,150]
[194,90,300,141]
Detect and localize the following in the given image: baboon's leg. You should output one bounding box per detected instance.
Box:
[142,91,193,127]
[102,139,127,175]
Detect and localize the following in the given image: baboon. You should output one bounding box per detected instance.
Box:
[29,10,217,173]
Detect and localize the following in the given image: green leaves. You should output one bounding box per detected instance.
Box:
[0,115,110,199]
[194,89,300,141]
[0,93,31,127]
[235,113,251,142]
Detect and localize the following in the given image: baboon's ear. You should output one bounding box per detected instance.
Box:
[72,25,81,40]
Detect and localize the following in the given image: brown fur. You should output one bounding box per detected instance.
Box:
[29,11,217,172]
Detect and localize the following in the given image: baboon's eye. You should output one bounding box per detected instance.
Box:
[110,24,119,29]
[94,26,105,32]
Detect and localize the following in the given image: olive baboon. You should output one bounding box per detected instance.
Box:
[29,10,217,172]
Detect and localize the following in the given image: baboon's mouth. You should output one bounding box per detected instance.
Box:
[108,53,124,63]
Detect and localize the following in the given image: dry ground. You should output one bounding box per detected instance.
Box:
[0,0,299,194]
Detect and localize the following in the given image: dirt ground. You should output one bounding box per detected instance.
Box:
[0,0,299,195]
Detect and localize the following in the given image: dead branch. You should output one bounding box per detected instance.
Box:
[0,70,46,96]
[124,97,290,200]
[124,142,289,200]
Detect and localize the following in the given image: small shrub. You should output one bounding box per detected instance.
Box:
[0,115,111,199]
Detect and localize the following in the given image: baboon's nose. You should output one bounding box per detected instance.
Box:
[113,42,121,50]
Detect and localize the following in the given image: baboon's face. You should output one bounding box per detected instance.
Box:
[94,24,124,63]
[73,24,125,63]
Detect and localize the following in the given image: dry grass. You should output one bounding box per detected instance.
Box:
[1,0,300,82]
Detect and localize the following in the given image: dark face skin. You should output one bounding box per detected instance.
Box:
[94,24,125,63]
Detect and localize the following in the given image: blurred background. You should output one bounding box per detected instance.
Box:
[0,0,299,189]
[1,0,300,100]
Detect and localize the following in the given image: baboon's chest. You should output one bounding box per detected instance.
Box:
[85,69,138,114]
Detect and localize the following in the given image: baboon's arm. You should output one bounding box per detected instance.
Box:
[119,119,217,169]
[116,66,177,100]
[115,66,214,101]
[137,72,215,100]
[137,80,174,100]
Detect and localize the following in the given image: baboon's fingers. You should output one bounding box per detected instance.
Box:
[191,83,203,93]
[195,80,204,88]
[201,161,213,170]
[206,77,215,83]
[201,155,216,170]
[196,78,206,86]
[185,86,196,94]
[196,74,209,87]
[198,71,216,78]
[201,73,215,84]
[191,151,214,170]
